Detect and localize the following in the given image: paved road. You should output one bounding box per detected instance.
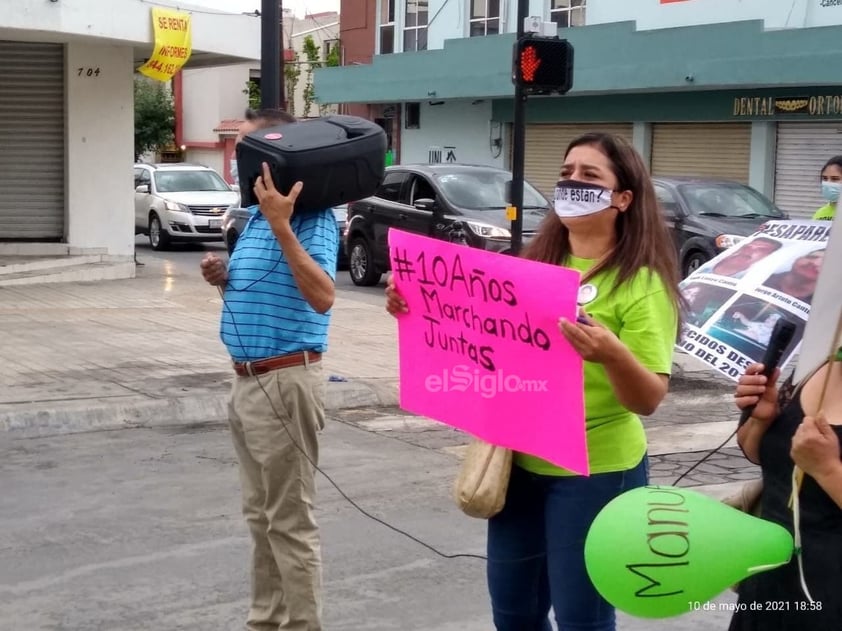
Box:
[133,236,387,302]
[0,412,738,631]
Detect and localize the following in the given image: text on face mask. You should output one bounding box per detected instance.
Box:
[555,187,608,204]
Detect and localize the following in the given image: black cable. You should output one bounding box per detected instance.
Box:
[670,428,739,487]
[220,280,486,562]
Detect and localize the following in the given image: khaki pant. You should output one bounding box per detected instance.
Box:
[228,361,326,631]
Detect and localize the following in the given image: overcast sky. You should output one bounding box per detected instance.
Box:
[188,0,340,18]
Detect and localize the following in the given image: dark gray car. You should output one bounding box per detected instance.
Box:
[344,164,550,286]
[653,177,788,277]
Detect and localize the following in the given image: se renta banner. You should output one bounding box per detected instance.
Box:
[138,7,192,82]
[387,229,589,475]
[677,220,831,381]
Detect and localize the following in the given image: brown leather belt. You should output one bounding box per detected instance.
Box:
[233,351,321,377]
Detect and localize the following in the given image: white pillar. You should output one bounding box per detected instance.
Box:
[749,121,777,198]
[632,122,652,169]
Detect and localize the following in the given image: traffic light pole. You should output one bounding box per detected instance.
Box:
[509,0,529,256]
[261,0,281,109]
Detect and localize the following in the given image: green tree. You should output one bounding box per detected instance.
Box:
[243,80,261,110]
[319,42,341,116]
[326,43,340,68]
[284,50,302,116]
[134,75,175,160]
[301,35,322,117]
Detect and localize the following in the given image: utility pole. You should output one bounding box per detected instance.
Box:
[279,1,287,111]
[260,0,281,109]
[510,12,574,255]
[508,0,529,256]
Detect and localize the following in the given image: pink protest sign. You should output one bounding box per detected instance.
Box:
[388,229,588,475]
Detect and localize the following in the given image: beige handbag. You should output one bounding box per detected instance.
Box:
[453,439,513,519]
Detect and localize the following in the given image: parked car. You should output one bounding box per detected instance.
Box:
[221,204,349,270]
[344,164,550,286]
[134,163,239,250]
[653,176,788,277]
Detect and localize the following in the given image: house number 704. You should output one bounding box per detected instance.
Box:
[77,67,101,77]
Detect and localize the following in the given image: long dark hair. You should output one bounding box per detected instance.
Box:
[820,155,842,177]
[521,132,684,332]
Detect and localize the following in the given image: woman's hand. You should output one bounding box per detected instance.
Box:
[734,363,780,424]
[385,274,408,317]
[558,310,623,363]
[791,412,842,479]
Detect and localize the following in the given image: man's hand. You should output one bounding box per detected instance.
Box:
[200,253,228,287]
[253,162,302,234]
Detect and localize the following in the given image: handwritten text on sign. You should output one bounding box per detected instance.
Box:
[388,229,589,475]
[138,8,192,82]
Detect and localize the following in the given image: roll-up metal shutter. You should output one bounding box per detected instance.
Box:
[0,41,65,240]
[522,123,634,200]
[651,123,751,184]
[773,122,842,219]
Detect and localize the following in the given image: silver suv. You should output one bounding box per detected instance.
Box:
[134,163,240,250]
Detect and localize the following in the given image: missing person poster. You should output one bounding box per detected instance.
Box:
[677,220,830,381]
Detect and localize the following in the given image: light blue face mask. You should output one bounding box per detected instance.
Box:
[821,181,841,202]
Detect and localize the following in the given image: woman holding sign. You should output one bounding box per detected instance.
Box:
[728,352,842,630]
[387,132,682,631]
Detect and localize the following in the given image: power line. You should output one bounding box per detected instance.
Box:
[138,0,260,17]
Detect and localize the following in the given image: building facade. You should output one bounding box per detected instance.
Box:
[0,0,258,276]
[179,10,340,186]
[316,0,842,219]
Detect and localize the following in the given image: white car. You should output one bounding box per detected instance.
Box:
[134,163,240,250]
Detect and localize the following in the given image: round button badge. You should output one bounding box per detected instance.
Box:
[577,283,598,306]
[264,133,283,140]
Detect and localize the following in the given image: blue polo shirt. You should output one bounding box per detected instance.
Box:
[221,206,338,362]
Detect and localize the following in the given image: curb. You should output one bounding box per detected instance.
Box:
[1,356,727,440]
[0,378,401,440]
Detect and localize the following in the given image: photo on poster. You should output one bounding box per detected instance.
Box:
[680,282,737,328]
[696,235,783,280]
[761,246,826,307]
[707,294,805,365]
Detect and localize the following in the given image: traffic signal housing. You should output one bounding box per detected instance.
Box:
[513,36,574,96]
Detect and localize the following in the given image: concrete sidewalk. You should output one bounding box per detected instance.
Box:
[0,262,721,438]
[0,263,401,437]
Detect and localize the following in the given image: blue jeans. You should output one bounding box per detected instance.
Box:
[486,457,649,631]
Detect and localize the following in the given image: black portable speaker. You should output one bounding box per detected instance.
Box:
[235,115,388,213]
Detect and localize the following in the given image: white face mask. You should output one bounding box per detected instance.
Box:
[229,158,238,183]
[554,181,614,218]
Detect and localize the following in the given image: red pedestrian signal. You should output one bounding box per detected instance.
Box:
[513,36,574,95]
[520,45,541,82]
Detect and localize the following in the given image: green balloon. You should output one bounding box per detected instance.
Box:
[584,485,793,619]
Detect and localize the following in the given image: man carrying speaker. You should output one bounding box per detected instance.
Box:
[200,108,338,631]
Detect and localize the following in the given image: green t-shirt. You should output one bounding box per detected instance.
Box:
[813,204,836,220]
[514,256,679,477]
